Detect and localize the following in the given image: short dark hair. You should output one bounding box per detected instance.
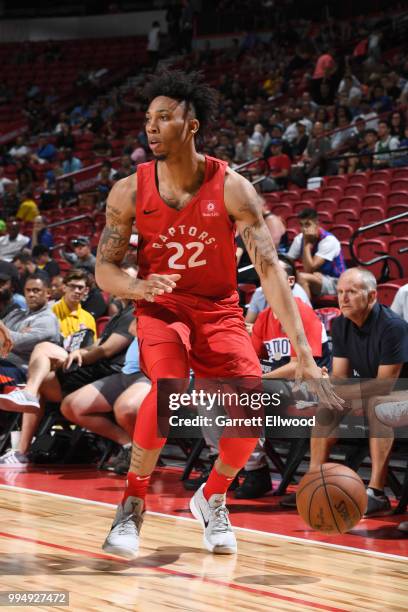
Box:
[32,245,50,257]
[12,252,32,264]
[24,273,49,288]
[64,269,88,285]
[297,207,318,221]
[143,70,218,131]
[278,254,296,278]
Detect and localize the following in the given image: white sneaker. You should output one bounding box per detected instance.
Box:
[0,389,40,414]
[102,496,144,559]
[397,521,408,533]
[0,449,29,468]
[190,484,237,554]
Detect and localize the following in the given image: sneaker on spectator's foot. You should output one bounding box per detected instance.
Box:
[234,465,272,499]
[0,449,29,468]
[364,488,392,517]
[113,445,132,475]
[102,496,144,559]
[190,484,237,554]
[0,389,40,414]
[397,521,408,533]
[279,492,297,508]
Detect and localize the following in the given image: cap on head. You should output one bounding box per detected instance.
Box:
[71,236,90,247]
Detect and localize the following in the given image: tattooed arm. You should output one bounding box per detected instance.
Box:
[225,169,314,362]
[95,176,179,301]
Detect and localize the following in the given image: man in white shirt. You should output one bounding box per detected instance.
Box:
[8,136,30,160]
[287,208,346,299]
[0,219,30,262]
[374,120,399,167]
[391,284,408,322]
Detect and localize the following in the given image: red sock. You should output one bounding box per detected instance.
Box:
[203,467,235,500]
[123,472,151,507]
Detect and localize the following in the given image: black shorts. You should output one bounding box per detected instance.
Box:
[55,363,120,398]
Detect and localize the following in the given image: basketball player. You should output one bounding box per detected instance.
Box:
[95,70,341,558]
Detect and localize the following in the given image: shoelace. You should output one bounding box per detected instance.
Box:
[211,505,231,533]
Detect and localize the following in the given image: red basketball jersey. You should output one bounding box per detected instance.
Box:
[135,155,238,299]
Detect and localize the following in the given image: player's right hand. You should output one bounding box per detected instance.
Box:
[142,274,181,302]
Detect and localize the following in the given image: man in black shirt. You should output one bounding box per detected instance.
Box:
[310,268,408,517]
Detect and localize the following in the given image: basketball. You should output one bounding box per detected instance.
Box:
[296,463,367,534]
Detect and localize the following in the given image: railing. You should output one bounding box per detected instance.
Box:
[349,210,408,280]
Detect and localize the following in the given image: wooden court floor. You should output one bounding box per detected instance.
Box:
[0,487,406,612]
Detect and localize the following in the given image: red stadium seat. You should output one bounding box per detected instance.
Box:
[348,172,369,186]
[270,202,292,217]
[286,214,299,230]
[391,219,408,237]
[387,204,408,217]
[96,316,111,336]
[314,307,341,333]
[360,206,386,225]
[292,201,314,214]
[356,238,389,278]
[338,195,361,211]
[343,184,366,198]
[317,211,333,226]
[390,179,408,192]
[370,170,392,182]
[392,168,408,180]
[376,283,402,306]
[332,208,359,227]
[325,176,348,189]
[387,191,408,207]
[329,224,354,240]
[280,191,300,203]
[238,283,257,304]
[361,193,387,210]
[366,181,389,196]
[315,198,337,215]
[300,189,320,201]
[389,238,408,276]
[320,186,343,201]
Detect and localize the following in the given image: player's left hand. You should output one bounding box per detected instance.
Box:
[0,321,13,358]
[296,358,344,411]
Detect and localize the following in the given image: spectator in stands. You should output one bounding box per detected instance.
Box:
[0,295,135,459]
[0,221,6,237]
[287,208,346,300]
[0,271,20,320]
[389,111,405,140]
[30,216,54,249]
[263,139,291,191]
[81,271,108,320]
[15,157,36,192]
[0,274,60,388]
[48,274,64,306]
[16,190,39,222]
[373,120,399,167]
[311,46,337,103]
[147,21,161,71]
[0,219,30,262]
[8,136,30,160]
[245,255,311,334]
[294,268,408,516]
[130,138,147,166]
[113,156,134,180]
[61,148,83,174]
[390,284,408,322]
[12,253,43,289]
[64,237,96,274]
[2,182,20,218]
[35,135,57,163]
[235,257,330,498]
[59,178,79,208]
[301,121,332,179]
[52,268,97,352]
[0,167,12,198]
[61,336,151,475]
[55,123,75,150]
[32,246,60,280]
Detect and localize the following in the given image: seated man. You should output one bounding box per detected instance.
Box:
[235,256,331,499]
[0,295,135,464]
[0,273,60,387]
[285,268,408,515]
[52,268,97,352]
[287,208,346,300]
[60,336,150,475]
[0,271,20,321]
[245,254,311,334]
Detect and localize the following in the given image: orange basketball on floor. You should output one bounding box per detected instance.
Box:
[296,463,367,534]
